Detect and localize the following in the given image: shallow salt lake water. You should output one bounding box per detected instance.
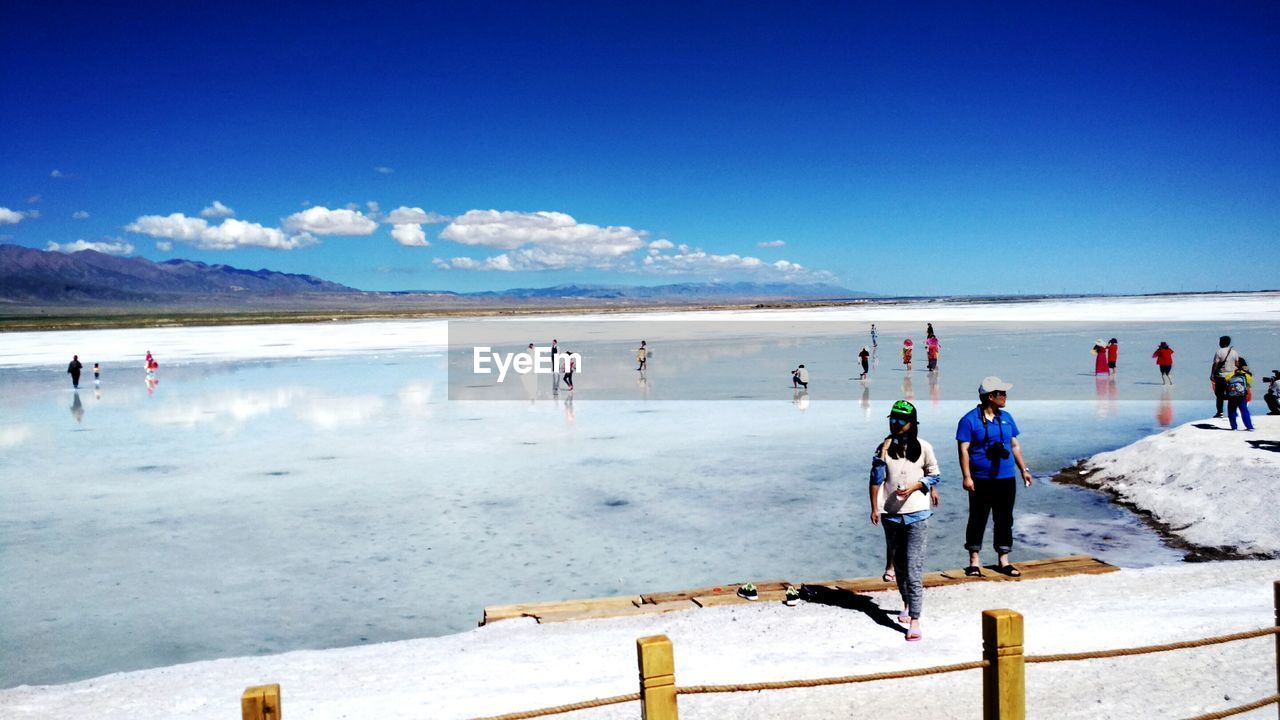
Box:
[1,318,1276,687]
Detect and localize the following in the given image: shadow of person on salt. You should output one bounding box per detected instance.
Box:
[797,584,906,635]
[1246,439,1280,453]
[1191,423,1231,430]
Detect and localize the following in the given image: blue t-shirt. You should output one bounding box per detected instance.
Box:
[955,406,1019,479]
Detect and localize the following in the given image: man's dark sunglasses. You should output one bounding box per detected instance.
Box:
[989,390,1007,397]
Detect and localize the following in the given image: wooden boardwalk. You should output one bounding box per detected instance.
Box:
[481,554,1117,626]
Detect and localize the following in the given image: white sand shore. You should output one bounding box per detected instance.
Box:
[1081,415,1280,557]
[3,560,1277,719]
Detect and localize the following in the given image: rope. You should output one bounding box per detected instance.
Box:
[1179,693,1280,720]
[1026,626,1279,664]
[677,660,988,695]
[470,692,639,720]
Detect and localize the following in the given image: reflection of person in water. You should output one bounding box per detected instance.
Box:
[146,374,159,396]
[792,388,810,411]
[928,369,940,406]
[1157,387,1174,427]
[902,372,914,401]
[861,383,871,418]
[70,391,84,423]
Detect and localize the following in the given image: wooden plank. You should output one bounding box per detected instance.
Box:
[483,595,643,625]
[691,580,792,607]
[642,579,789,605]
[537,600,699,624]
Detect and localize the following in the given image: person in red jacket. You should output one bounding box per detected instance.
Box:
[1106,338,1119,377]
[1152,341,1175,385]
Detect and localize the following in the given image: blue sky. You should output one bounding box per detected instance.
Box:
[1,2,1276,295]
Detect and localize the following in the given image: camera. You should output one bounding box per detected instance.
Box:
[985,443,1010,461]
[1264,371,1280,384]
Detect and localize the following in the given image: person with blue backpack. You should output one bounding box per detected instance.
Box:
[1225,357,1254,431]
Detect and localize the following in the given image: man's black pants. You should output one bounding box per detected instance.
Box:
[965,477,1017,555]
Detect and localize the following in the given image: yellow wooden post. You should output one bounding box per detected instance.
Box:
[241,683,281,720]
[982,609,1025,720]
[637,634,679,720]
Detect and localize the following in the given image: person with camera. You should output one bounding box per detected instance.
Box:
[1263,370,1280,415]
[956,376,1034,577]
[869,399,940,641]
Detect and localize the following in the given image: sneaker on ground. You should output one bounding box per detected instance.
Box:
[784,585,800,606]
[736,583,758,601]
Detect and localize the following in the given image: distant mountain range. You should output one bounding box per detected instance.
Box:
[0,244,866,309]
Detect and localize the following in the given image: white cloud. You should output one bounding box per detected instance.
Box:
[283,206,378,236]
[640,244,835,282]
[156,241,173,252]
[125,213,317,250]
[757,240,786,248]
[374,166,395,174]
[72,210,90,220]
[50,169,65,178]
[436,209,647,270]
[391,223,428,247]
[46,239,135,255]
[200,200,236,219]
[0,207,24,225]
[386,206,450,225]
[649,239,674,250]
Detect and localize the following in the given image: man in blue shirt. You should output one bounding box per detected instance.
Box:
[956,376,1034,577]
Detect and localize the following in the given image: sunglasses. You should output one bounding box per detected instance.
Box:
[988,390,1007,397]
[890,417,910,426]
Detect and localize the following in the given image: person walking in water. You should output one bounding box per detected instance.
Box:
[67,355,83,388]
[925,334,940,372]
[858,347,871,380]
[1092,340,1109,375]
[636,340,647,371]
[901,339,914,372]
[563,351,576,391]
[1152,342,1174,385]
[1210,336,1240,418]
[869,399,941,642]
[870,324,878,349]
[1106,339,1119,376]
[956,376,1034,578]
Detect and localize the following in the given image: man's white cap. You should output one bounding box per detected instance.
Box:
[979,376,1014,394]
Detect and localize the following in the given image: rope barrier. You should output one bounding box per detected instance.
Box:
[471,692,640,720]
[470,625,1278,719]
[676,659,988,695]
[1025,626,1279,664]
[1179,693,1280,720]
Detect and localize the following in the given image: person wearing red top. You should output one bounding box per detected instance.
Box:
[1152,341,1175,385]
[1106,338,1119,376]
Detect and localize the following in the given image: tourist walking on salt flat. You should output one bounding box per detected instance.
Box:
[66,355,82,388]
[925,334,940,372]
[1107,338,1119,376]
[869,399,940,641]
[901,339,913,372]
[858,346,871,380]
[1092,340,1109,375]
[1210,336,1240,418]
[956,376,1034,578]
[870,324,878,349]
[1225,357,1254,431]
[636,340,647,371]
[1152,342,1175,385]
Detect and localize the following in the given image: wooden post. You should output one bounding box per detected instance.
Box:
[241,684,281,720]
[982,609,1025,720]
[1274,580,1278,720]
[637,634,679,720]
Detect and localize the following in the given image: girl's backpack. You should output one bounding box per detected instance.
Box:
[1226,372,1248,398]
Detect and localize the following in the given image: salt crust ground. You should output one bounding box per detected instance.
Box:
[1085,414,1280,556]
[3,559,1278,720]
[4,294,1279,718]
